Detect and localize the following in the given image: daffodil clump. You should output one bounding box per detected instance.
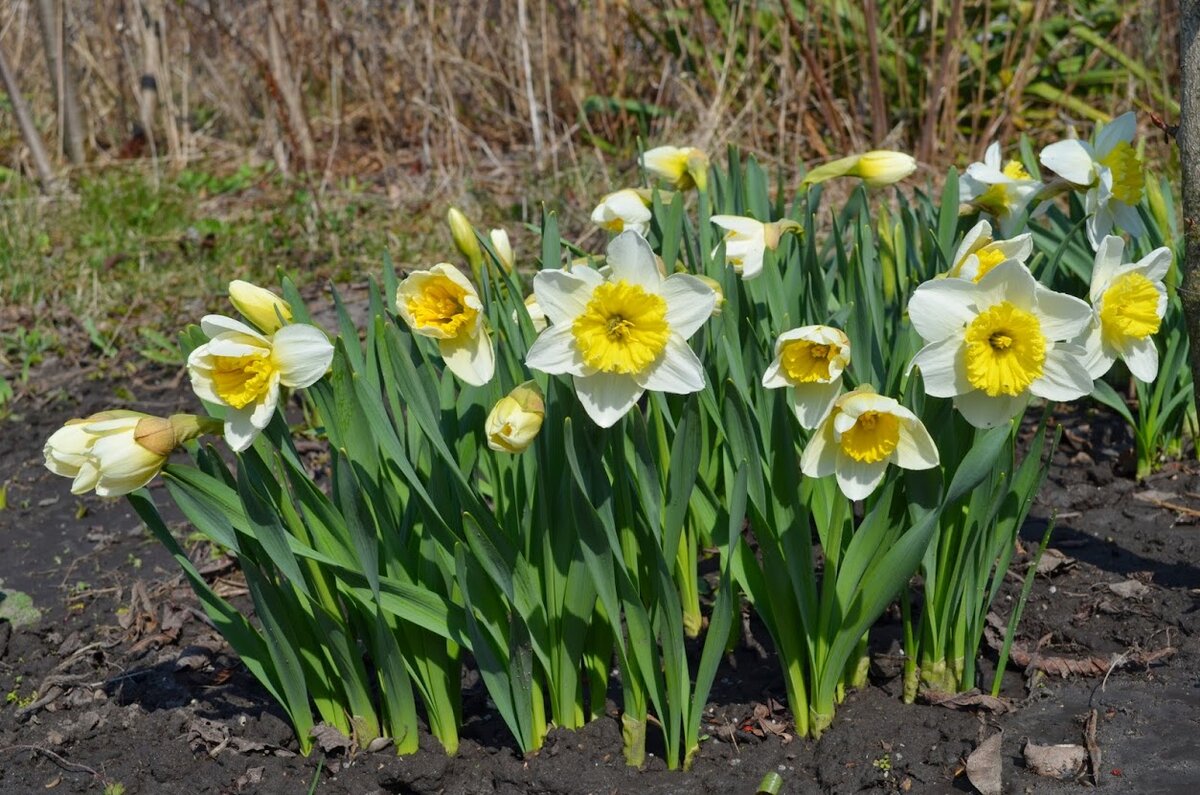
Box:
[41,114,1180,766]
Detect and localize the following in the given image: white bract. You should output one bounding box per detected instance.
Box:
[591,189,653,236]
[396,264,496,387]
[524,231,716,427]
[908,260,1093,428]
[762,325,851,428]
[946,219,1034,283]
[800,386,939,501]
[1078,235,1170,382]
[1039,111,1145,248]
[188,315,334,451]
[960,142,1042,237]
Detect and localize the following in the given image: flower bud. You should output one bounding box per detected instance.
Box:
[485,381,545,453]
[694,275,725,316]
[447,207,483,272]
[489,228,515,272]
[641,146,710,191]
[229,280,292,334]
[803,150,917,188]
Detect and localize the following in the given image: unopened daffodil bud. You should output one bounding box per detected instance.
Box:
[447,207,483,273]
[694,275,725,316]
[229,280,292,334]
[43,411,221,497]
[641,146,710,191]
[485,381,545,453]
[489,228,514,272]
[802,150,917,188]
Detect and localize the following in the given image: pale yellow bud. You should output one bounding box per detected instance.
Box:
[489,229,514,272]
[641,146,710,191]
[694,275,725,316]
[447,207,483,270]
[803,150,917,188]
[229,280,292,334]
[485,381,545,453]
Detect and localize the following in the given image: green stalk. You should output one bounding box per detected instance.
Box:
[583,600,612,721]
[676,528,702,638]
[900,587,918,703]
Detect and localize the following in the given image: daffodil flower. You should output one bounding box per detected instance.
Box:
[525,231,716,427]
[396,264,496,387]
[641,146,710,191]
[907,260,1094,428]
[802,150,917,188]
[960,142,1042,236]
[946,220,1033,283]
[1078,235,1170,382]
[188,315,334,451]
[709,216,801,280]
[44,411,217,496]
[486,381,545,453]
[591,189,653,236]
[1039,111,1145,248]
[229,280,293,334]
[513,292,549,333]
[762,325,851,428]
[800,385,939,501]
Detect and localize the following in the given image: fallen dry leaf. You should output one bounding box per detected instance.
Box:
[918,689,1014,715]
[1024,742,1087,779]
[965,731,1003,795]
[1034,548,1075,576]
[1108,579,1150,599]
[1084,709,1102,787]
[310,722,353,754]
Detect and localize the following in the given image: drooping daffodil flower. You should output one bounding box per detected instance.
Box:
[1039,111,1145,249]
[802,150,917,188]
[641,146,710,191]
[44,411,220,496]
[907,260,1094,428]
[524,231,717,427]
[188,315,334,451]
[946,219,1033,283]
[396,264,496,387]
[709,216,802,280]
[485,381,545,453]
[1078,235,1171,382]
[591,188,654,236]
[960,142,1042,237]
[762,325,851,428]
[229,280,293,334]
[800,385,939,501]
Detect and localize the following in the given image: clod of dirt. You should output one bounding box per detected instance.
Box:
[965,731,1002,795]
[1023,742,1088,779]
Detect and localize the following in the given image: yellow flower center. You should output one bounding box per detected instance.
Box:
[971,246,1008,282]
[1099,140,1144,206]
[964,302,1046,397]
[572,280,670,374]
[1001,160,1029,180]
[840,410,901,463]
[1099,272,1161,346]
[780,339,837,384]
[211,354,276,409]
[406,275,477,338]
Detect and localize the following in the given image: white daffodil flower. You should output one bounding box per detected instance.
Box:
[709,216,801,280]
[641,146,710,191]
[188,315,334,451]
[229,280,293,334]
[591,189,654,236]
[762,325,851,428]
[802,150,917,188]
[946,219,1034,283]
[1039,111,1145,248]
[1078,235,1171,382]
[960,142,1042,236]
[524,230,716,428]
[800,385,939,501]
[396,263,496,387]
[907,260,1094,428]
[44,411,216,496]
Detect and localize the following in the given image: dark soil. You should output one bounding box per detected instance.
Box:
[2,361,1198,794]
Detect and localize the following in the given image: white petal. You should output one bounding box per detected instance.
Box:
[1078,318,1115,380]
[834,454,889,501]
[430,262,481,297]
[737,246,767,280]
[606,230,662,291]
[203,336,268,358]
[907,279,978,342]
[200,314,270,344]
[1095,111,1136,156]
[791,379,841,430]
[635,336,705,393]
[800,419,837,478]
[895,419,940,470]
[248,374,282,430]
[984,141,1001,169]
[952,219,992,268]
[762,357,788,388]
[954,390,1028,428]
[974,260,1037,311]
[711,215,766,238]
[1039,139,1096,186]
[574,373,644,428]
[1033,284,1093,341]
[1122,336,1160,383]
[660,274,717,339]
[908,337,969,397]
[525,324,588,376]
[1134,247,1173,284]
[533,268,602,326]
[1113,202,1145,238]
[1029,344,1093,402]
[1086,205,1116,251]
[965,163,1009,184]
[1090,235,1127,300]
[224,407,263,452]
[70,461,101,495]
[271,324,334,388]
[440,329,495,386]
